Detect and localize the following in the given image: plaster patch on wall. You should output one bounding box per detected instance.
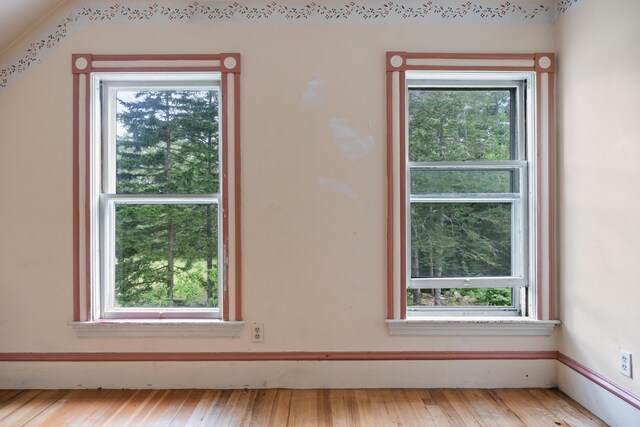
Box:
[0,0,569,91]
[300,74,328,108]
[319,177,357,200]
[329,118,374,161]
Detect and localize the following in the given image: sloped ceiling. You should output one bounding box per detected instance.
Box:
[0,0,68,55]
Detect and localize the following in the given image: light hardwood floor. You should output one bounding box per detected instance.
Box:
[0,388,606,426]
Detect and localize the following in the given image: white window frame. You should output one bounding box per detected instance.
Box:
[406,75,533,317]
[93,74,223,320]
[385,52,559,334]
[69,53,243,332]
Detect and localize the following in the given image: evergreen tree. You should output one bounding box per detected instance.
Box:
[114,89,219,307]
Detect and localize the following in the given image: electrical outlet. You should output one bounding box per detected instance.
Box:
[252,323,264,343]
[619,349,632,378]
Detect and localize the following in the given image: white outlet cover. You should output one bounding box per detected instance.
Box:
[252,323,264,343]
[620,349,632,378]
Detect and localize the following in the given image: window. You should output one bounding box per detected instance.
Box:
[386,53,557,332]
[407,78,529,316]
[71,54,242,330]
[97,76,222,319]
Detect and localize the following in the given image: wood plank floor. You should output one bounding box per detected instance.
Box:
[0,388,606,426]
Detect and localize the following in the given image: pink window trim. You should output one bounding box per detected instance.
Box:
[71,53,242,322]
[386,52,556,320]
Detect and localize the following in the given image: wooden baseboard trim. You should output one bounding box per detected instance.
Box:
[3,349,638,410]
[558,352,640,410]
[0,350,557,362]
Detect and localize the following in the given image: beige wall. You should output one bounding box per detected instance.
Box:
[0,18,559,386]
[556,0,640,396]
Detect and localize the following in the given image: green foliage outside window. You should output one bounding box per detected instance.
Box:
[114,89,219,308]
[409,89,515,307]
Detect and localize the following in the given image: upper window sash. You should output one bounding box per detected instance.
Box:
[99,76,221,196]
[407,80,527,162]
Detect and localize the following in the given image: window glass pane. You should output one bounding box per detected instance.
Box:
[411,203,511,278]
[116,89,219,194]
[407,288,513,307]
[408,89,513,162]
[410,169,515,194]
[114,204,218,308]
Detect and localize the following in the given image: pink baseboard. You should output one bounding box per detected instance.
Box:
[558,352,640,411]
[3,349,637,409]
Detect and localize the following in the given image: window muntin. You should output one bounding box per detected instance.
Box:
[95,74,222,319]
[407,76,531,316]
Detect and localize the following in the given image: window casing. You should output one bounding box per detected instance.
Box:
[71,54,242,324]
[385,52,556,324]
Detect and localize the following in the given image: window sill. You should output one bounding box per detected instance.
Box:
[70,320,244,338]
[386,318,560,336]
